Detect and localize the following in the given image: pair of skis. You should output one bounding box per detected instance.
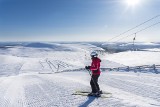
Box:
[72,91,112,98]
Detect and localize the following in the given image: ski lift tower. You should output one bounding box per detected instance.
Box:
[133,33,136,51]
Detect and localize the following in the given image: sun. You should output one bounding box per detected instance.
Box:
[125,0,140,6]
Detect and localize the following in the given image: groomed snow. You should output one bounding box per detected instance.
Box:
[0,42,160,107]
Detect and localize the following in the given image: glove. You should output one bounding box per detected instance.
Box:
[85,66,90,70]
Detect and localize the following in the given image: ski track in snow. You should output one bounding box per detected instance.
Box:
[0,71,160,107]
[103,73,160,100]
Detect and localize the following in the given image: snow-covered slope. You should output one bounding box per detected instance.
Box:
[106,50,160,66]
[0,42,160,107]
[0,72,159,107]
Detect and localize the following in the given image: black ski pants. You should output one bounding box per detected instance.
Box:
[90,75,100,93]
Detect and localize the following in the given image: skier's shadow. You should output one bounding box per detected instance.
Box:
[79,96,96,107]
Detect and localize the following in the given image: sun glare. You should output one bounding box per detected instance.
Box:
[125,0,140,6]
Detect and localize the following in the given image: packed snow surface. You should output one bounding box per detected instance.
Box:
[0,42,160,107]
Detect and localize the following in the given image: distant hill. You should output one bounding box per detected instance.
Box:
[101,42,160,53]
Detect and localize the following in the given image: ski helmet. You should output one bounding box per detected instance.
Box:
[90,51,98,57]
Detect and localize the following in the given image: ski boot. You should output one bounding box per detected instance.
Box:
[98,90,103,94]
[88,92,101,97]
[88,92,96,96]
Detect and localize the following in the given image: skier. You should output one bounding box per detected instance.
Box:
[85,51,102,96]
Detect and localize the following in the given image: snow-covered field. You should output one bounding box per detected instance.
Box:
[0,42,160,107]
[106,49,160,66]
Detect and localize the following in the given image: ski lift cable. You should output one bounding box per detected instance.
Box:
[114,21,160,42]
[106,14,160,42]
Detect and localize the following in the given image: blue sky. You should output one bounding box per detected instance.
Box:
[0,0,160,42]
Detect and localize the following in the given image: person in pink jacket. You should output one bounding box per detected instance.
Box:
[85,51,102,95]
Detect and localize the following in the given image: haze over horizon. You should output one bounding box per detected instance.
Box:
[0,0,160,42]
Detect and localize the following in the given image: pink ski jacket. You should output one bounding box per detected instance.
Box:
[90,57,101,75]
